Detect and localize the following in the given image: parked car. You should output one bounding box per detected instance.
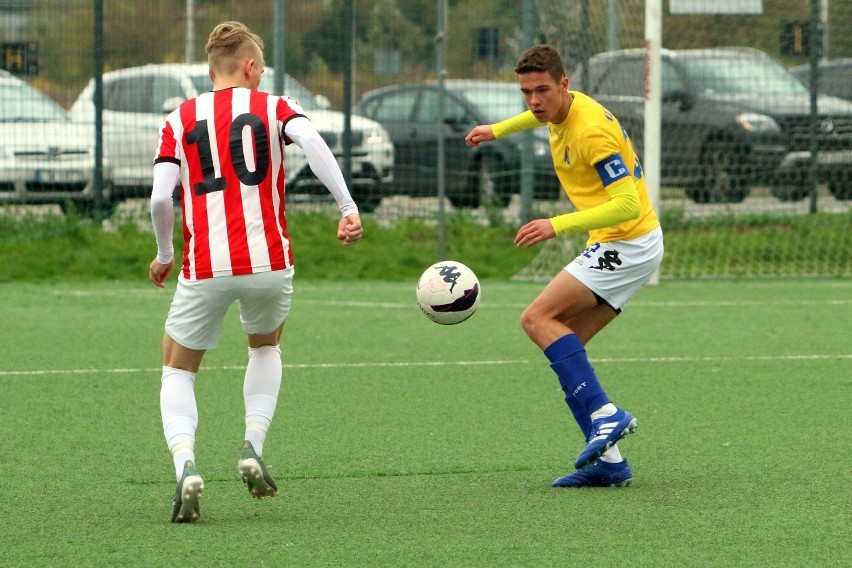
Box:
[0,70,100,212]
[789,58,852,102]
[355,80,560,208]
[572,47,852,202]
[70,64,394,212]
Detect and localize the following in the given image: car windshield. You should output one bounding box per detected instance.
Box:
[189,70,321,111]
[452,85,529,123]
[682,54,809,96]
[0,82,69,122]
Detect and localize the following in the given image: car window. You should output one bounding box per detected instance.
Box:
[259,73,320,110]
[821,66,852,100]
[189,74,213,96]
[373,90,417,122]
[682,54,807,95]
[0,81,69,121]
[661,61,685,92]
[187,70,322,111]
[152,76,186,113]
[453,86,527,124]
[356,97,377,118]
[416,89,471,124]
[416,89,448,123]
[105,76,152,113]
[597,59,644,96]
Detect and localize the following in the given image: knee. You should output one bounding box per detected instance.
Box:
[519,306,540,339]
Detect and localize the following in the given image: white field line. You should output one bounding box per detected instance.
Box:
[1,354,850,378]
[48,288,852,308]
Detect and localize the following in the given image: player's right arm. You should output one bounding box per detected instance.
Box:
[149,161,180,287]
[465,110,540,147]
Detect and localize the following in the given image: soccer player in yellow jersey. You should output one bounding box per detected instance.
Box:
[466,45,663,488]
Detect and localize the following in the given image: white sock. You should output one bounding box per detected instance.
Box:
[599,443,624,463]
[171,442,195,479]
[243,345,282,457]
[590,402,618,421]
[160,366,198,481]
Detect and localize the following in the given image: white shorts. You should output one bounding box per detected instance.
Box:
[565,227,664,313]
[164,267,295,351]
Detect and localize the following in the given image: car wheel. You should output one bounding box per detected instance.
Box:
[351,180,382,213]
[769,171,810,202]
[770,183,810,202]
[685,141,750,203]
[828,173,852,200]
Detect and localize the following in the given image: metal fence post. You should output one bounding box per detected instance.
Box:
[93,0,105,217]
[518,0,535,224]
[343,0,353,193]
[808,0,821,214]
[436,0,448,260]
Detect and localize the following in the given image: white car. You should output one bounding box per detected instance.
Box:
[70,63,394,211]
[0,70,101,213]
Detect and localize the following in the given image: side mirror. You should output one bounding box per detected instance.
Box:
[662,89,694,111]
[161,96,185,114]
[443,114,472,132]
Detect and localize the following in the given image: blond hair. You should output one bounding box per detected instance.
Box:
[205,21,264,75]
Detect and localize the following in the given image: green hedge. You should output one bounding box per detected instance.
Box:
[0,208,848,283]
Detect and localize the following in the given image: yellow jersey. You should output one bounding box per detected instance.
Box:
[495,91,660,244]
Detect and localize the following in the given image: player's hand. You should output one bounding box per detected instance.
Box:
[465,125,496,147]
[514,219,556,248]
[149,258,175,288]
[337,213,363,245]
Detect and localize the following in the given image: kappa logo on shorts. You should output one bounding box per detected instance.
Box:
[589,250,622,271]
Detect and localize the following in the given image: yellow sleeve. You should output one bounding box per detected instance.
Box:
[492,110,540,139]
[549,178,641,236]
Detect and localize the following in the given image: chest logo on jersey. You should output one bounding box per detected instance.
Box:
[564,146,570,165]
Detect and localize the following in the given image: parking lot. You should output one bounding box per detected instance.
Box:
[4,182,848,233]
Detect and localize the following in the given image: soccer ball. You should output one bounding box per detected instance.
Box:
[416,260,481,325]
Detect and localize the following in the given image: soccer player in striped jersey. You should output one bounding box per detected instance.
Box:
[465,45,663,488]
[148,21,362,522]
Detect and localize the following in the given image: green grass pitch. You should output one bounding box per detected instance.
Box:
[0,278,849,567]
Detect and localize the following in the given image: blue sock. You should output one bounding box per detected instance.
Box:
[545,334,611,424]
[565,391,594,442]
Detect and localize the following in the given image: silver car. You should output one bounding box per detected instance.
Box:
[0,70,99,213]
[70,63,394,212]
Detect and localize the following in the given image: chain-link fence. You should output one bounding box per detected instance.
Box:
[1,1,850,274]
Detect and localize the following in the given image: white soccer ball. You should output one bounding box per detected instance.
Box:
[416,260,481,325]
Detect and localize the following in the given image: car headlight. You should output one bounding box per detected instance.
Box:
[365,129,386,145]
[736,113,779,133]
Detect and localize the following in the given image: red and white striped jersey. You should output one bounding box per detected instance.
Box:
[155,87,304,280]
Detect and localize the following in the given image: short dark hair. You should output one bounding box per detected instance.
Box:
[514,45,565,82]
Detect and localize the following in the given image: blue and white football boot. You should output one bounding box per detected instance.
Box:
[552,459,633,488]
[574,407,637,470]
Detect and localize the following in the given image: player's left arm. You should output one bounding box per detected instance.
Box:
[466,111,540,147]
[285,116,362,244]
